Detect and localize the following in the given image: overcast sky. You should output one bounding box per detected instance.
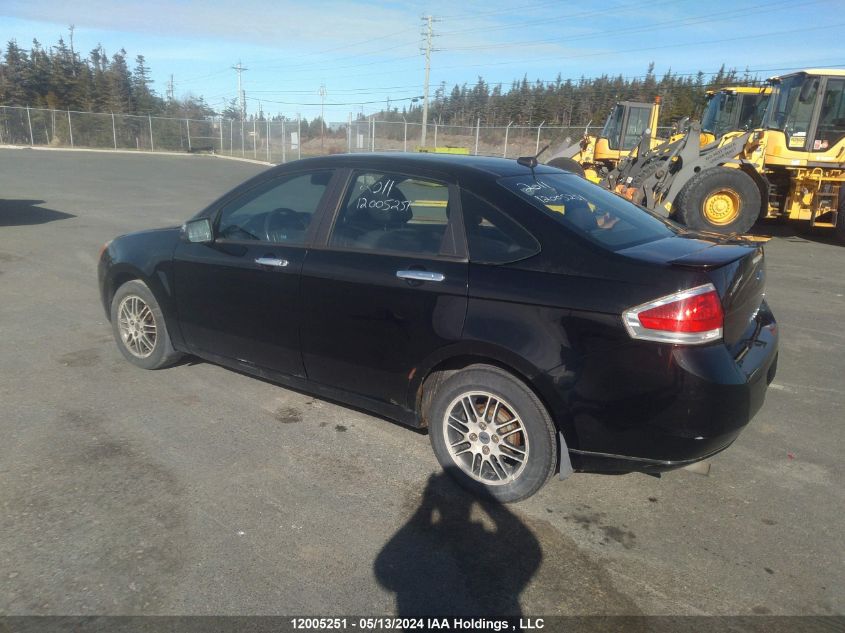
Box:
[2,0,845,120]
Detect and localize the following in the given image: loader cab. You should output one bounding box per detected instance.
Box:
[763,70,845,157]
[595,101,659,161]
[701,87,771,142]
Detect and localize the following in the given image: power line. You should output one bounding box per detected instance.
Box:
[442,0,813,52]
[430,22,845,73]
[244,26,420,71]
[244,94,423,107]
[211,61,843,111]
[438,0,687,37]
[246,85,424,94]
[181,4,827,92]
[436,0,570,20]
[178,68,232,85]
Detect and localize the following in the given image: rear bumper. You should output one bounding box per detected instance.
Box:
[565,302,778,474]
[570,436,740,474]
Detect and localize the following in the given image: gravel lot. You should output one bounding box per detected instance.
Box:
[0,148,842,618]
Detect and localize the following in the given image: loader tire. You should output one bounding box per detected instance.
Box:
[547,157,586,178]
[674,167,760,235]
[836,187,845,244]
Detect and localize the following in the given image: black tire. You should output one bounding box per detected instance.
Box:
[110,279,182,370]
[547,156,586,178]
[427,364,557,503]
[673,166,761,235]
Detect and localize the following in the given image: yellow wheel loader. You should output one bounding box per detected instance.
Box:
[549,88,768,184]
[609,70,845,242]
[548,98,661,183]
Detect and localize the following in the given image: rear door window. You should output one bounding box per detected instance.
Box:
[499,173,676,251]
[329,172,451,256]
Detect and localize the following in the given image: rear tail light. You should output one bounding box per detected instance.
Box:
[623,284,723,345]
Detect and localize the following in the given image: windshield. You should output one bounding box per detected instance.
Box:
[764,74,819,150]
[499,173,676,251]
[701,93,731,136]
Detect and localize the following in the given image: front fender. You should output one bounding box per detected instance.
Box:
[99,227,183,348]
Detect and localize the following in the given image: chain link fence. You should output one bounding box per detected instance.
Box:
[2,105,674,163]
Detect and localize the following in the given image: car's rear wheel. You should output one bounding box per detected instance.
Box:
[428,364,557,502]
[110,280,181,370]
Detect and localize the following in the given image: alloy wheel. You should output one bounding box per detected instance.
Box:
[117,295,157,358]
[443,391,529,485]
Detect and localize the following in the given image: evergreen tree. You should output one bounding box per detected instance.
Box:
[106,49,133,113]
[132,54,157,113]
[0,41,30,105]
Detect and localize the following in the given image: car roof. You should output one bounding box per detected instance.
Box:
[273,152,558,180]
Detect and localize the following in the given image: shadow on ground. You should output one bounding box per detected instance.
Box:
[0,199,75,226]
[374,470,540,617]
[374,470,647,617]
[750,219,843,246]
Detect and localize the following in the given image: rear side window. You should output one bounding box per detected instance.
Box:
[499,173,675,251]
[461,190,539,264]
[330,172,450,256]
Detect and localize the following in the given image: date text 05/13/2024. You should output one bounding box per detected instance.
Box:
[290,618,546,631]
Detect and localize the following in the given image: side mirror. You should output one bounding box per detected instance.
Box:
[798,79,818,104]
[183,217,213,243]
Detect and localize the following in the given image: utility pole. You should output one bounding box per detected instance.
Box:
[420,15,436,147]
[167,75,175,102]
[232,61,248,119]
[319,84,327,150]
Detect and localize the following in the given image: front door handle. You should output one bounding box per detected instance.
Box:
[255,257,289,267]
[396,270,445,282]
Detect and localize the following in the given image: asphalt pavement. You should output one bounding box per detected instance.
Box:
[0,148,842,617]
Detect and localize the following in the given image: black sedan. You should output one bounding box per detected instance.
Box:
[98,153,778,502]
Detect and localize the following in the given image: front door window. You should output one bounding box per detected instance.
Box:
[217,171,333,244]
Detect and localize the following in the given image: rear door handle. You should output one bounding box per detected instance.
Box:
[396,270,445,282]
[255,257,289,267]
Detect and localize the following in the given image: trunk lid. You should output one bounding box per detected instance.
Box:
[691,245,766,347]
[619,235,766,347]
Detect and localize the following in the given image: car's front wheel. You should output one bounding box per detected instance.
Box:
[110,279,182,370]
[428,364,557,502]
